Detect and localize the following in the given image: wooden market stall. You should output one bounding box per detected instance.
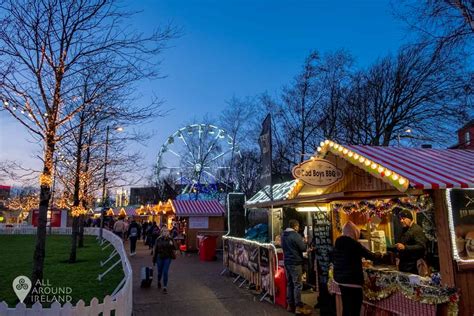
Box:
[245,140,474,315]
[302,141,474,315]
[164,199,225,251]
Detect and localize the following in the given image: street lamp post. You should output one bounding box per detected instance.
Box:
[397,129,412,147]
[99,125,123,242]
[99,126,110,242]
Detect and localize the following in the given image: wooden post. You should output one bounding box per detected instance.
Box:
[432,190,456,287]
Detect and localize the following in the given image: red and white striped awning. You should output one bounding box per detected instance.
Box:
[319,142,474,190]
[171,200,225,217]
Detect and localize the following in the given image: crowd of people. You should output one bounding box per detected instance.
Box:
[100,216,182,294]
[281,209,428,316]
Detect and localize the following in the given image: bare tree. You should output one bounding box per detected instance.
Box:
[219,96,256,189]
[341,42,471,146]
[233,150,261,198]
[262,50,353,175]
[0,160,17,182]
[0,0,174,283]
[396,0,474,49]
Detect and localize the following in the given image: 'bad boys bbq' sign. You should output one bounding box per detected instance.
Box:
[292,158,343,187]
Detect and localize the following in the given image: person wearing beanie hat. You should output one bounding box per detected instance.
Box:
[398,209,413,221]
[395,208,427,274]
[333,221,381,316]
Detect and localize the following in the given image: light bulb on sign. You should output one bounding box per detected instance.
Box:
[385,170,392,177]
[354,154,359,160]
[399,178,406,185]
[338,146,343,152]
[359,157,365,163]
[320,141,325,147]
[329,141,334,147]
[334,144,339,149]
[392,174,399,181]
[343,149,348,155]
[364,160,371,166]
[371,163,377,169]
[348,152,353,158]
[317,147,322,152]
[324,140,330,144]
[377,166,384,173]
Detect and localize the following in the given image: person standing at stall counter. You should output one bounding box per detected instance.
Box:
[281,219,311,314]
[395,209,428,274]
[333,221,381,316]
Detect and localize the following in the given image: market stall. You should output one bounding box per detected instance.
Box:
[160,199,225,251]
[301,141,473,315]
[244,140,474,315]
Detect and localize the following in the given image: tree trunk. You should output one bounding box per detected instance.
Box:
[69,116,84,261]
[78,215,84,248]
[32,137,55,285]
[79,133,93,248]
[69,216,79,263]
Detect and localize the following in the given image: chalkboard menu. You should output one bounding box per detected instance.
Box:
[312,210,333,277]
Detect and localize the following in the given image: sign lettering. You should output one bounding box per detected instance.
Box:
[292,158,343,187]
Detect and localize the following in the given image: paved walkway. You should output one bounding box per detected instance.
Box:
[126,240,319,316]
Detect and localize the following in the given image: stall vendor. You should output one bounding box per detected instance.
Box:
[395,209,427,274]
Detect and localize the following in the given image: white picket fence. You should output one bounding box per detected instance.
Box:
[0,225,72,235]
[0,227,133,316]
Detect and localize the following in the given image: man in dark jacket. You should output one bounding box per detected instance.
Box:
[395,209,427,274]
[333,221,380,316]
[128,220,141,256]
[281,219,307,314]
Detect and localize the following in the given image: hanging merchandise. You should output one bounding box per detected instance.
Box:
[332,195,436,240]
[332,195,434,217]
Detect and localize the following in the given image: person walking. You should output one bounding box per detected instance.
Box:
[152,227,177,294]
[333,221,381,316]
[281,219,308,314]
[128,219,141,256]
[395,209,428,274]
[113,217,126,239]
[142,221,149,241]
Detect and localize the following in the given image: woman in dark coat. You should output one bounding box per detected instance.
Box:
[152,227,177,293]
[333,221,380,316]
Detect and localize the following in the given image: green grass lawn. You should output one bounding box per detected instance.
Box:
[0,235,124,307]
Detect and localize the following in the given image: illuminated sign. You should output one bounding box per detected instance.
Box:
[292,158,343,187]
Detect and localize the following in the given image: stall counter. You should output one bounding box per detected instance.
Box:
[328,266,459,316]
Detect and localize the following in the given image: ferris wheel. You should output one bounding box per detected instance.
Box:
[156,124,241,195]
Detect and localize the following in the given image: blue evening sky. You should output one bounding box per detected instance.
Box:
[0,0,407,186]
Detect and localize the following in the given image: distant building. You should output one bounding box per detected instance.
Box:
[115,188,129,207]
[450,119,474,149]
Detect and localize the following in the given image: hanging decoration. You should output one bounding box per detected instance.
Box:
[329,267,459,315]
[332,195,435,240]
[332,195,433,217]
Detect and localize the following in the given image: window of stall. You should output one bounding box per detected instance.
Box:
[447,189,474,267]
[332,195,438,269]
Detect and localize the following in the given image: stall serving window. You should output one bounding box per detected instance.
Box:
[447,189,474,267]
[332,195,438,272]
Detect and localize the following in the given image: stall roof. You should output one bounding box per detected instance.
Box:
[319,141,474,191]
[170,200,224,217]
[246,180,301,208]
